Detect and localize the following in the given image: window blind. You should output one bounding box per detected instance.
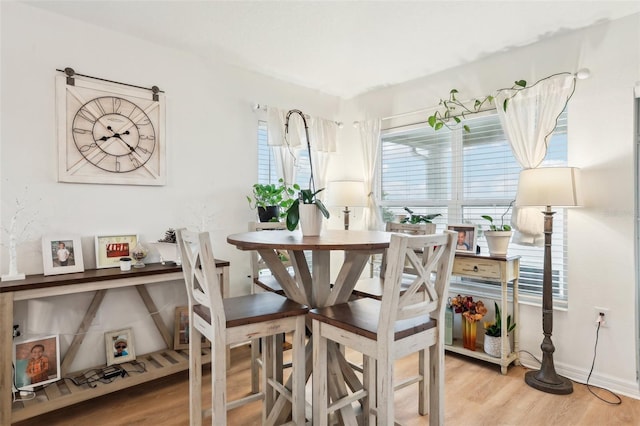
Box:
[380,111,569,306]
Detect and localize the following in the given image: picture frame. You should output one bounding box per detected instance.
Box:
[95,234,138,269]
[105,328,136,365]
[173,306,210,350]
[447,224,477,254]
[42,235,84,275]
[13,335,61,390]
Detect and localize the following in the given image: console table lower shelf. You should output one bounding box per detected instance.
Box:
[445,339,518,374]
[11,348,212,423]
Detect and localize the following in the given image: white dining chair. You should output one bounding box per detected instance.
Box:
[310,230,456,425]
[177,229,308,425]
[353,221,436,300]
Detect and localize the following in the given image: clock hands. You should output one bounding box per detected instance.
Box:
[97,126,136,152]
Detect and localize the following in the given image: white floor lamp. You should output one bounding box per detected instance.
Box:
[327,180,366,230]
[516,167,581,395]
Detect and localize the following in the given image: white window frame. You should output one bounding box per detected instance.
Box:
[378,110,569,307]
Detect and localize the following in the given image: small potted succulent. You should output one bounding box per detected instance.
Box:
[483,302,516,357]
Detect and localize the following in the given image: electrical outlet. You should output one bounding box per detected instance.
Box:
[594,307,609,328]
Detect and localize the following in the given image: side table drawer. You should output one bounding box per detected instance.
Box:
[453,258,502,280]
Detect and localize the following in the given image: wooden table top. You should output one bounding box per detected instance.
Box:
[227,229,392,251]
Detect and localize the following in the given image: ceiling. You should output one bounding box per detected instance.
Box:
[25,1,640,99]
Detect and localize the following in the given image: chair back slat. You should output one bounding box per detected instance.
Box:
[378,231,456,338]
[379,221,436,277]
[177,229,226,329]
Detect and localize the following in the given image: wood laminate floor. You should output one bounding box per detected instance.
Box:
[14,344,640,425]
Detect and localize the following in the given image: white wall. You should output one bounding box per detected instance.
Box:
[339,14,640,396]
[0,2,339,371]
[3,2,639,397]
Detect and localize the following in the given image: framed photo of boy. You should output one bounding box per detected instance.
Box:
[105,328,136,365]
[42,235,84,275]
[447,224,477,254]
[13,335,61,390]
[95,234,138,269]
[173,306,210,350]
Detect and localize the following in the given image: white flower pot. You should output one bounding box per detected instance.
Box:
[484,230,512,257]
[299,204,323,236]
[484,334,510,358]
[148,242,181,265]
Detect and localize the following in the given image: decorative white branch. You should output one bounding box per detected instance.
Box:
[2,186,40,281]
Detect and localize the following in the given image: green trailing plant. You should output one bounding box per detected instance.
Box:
[285,188,330,231]
[481,200,514,231]
[246,178,299,210]
[400,207,441,224]
[427,80,528,133]
[484,302,516,337]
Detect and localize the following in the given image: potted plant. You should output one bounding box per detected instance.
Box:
[148,228,181,265]
[285,188,330,234]
[282,109,330,235]
[399,207,441,224]
[247,178,299,222]
[481,201,514,257]
[483,302,516,358]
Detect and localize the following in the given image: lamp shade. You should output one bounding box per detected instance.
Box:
[516,167,582,207]
[327,180,366,207]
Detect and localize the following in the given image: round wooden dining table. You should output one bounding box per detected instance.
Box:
[227,229,392,423]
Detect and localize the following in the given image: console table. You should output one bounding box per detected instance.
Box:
[447,253,520,374]
[0,261,229,424]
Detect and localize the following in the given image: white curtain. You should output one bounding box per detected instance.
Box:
[266,107,337,194]
[495,73,576,245]
[359,119,383,230]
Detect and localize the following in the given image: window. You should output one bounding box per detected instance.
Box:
[257,120,310,188]
[379,111,569,306]
[257,121,277,185]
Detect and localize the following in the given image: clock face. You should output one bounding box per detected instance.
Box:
[72,97,156,173]
[57,75,166,185]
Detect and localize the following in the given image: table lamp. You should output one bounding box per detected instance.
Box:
[327,180,366,230]
[516,166,581,395]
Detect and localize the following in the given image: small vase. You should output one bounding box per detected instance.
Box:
[462,316,477,351]
[131,242,148,268]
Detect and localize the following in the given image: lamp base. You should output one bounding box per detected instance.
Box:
[524,370,573,395]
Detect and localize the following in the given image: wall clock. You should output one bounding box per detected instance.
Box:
[56,70,166,185]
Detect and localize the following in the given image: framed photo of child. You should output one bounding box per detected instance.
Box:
[447,224,477,254]
[173,306,210,350]
[41,235,84,276]
[13,335,61,390]
[105,328,136,366]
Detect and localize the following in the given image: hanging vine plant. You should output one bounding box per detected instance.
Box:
[427,80,528,133]
[426,71,585,133]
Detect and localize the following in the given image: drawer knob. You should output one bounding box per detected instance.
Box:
[473,266,478,272]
